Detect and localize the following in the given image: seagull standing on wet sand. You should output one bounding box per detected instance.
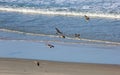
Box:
[55,28,63,34]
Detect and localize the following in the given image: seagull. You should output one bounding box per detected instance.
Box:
[84,15,90,21]
[75,34,80,38]
[47,44,54,48]
[55,27,63,34]
[55,27,65,38]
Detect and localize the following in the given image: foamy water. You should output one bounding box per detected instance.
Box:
[0,7,120,19]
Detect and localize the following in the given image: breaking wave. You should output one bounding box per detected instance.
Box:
[0,7,120,19]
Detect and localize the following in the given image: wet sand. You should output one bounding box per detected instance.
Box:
[0,39,120,64]
[0,39,120,75]
[0,58,120,75]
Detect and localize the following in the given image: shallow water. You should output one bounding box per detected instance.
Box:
[0,11,120,46]
[0,0,120,46]
[1,40,120,65]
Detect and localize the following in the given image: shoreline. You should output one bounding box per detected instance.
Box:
[1,57,119,66]
[0,28,120,46]
[0,39,120,65]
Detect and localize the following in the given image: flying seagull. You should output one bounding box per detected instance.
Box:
[55,27,65,38]
[47,44,54,48]
[84,15,90,21]
[55,27,63,34]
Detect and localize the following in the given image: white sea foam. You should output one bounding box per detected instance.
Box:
[0,0,119,4]
[0,0,120,15]
[0,7,120,19]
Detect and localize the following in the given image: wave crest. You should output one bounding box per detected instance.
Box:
[0,7,120,19]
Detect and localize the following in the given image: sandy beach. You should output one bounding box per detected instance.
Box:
[0,0,120,75]
[0,58,120,75]
[0,39,120,75]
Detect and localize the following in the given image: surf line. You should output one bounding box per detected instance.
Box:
[67,37,120,45]
[0,28,120,45]
[0,28,57,38]
[0,7,120,19]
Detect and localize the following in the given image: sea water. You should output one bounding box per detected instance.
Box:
[0,0,120,47]
[0,0,120,64]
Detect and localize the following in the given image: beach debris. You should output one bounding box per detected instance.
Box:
[84,15,90,21]
[55,27,65,38]
[47,44,54,48]
[34,61,40,66]
[75,34,80,38]
[37,62,40,66]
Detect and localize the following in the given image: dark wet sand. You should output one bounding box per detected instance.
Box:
[0,58,120,75]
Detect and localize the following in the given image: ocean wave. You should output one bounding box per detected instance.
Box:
[0,7,120,19]
[0,0,119,5]
[0,0,120,14]
[0,28,120,46]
